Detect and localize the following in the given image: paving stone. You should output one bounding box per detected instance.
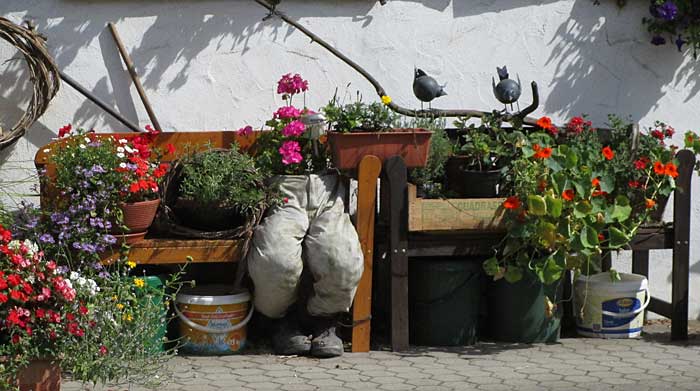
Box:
[279,384,317,391]
[345,381,379,390]
[246,382,281,390]
[405,378,442,386]
[270,376,306,385]
[476,384,512,391]
[307,378,344,387]
[378,384,416,390]
[297,371,333,380]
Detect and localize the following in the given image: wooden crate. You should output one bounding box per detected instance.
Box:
[408,184,506,232]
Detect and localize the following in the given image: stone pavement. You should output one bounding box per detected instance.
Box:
[62,321,700,391]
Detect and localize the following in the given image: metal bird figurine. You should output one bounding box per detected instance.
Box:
[492,66,522,112]
[413,68,447,110]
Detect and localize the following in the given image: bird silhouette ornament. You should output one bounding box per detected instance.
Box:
[413,68,447,110]
[492,66,522,112]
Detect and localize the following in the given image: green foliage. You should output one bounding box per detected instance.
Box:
[486,115,679,286]
[322,92,399,132]
[405,116,454,198]
[453,112,525,171]
[179,144,266,215]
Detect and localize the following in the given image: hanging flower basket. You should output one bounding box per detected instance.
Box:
[328,129,432,169]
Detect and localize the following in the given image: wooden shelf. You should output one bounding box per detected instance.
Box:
[100,238,244,264]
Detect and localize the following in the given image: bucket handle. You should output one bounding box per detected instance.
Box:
[587,288,651,318]
[174,302,255,334]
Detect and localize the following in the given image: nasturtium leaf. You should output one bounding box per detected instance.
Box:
[608,226,630,248]
[580,225,600,249]
[527,195,547,216]
[574,200,593,218]
[538,222,557,248]
[599,176,615,193]
[545,195,562,218]
[564,148,578,169]
[541,254,564,285]
[610,195,632,222]
[504,265,524,283]
[483,257,501,277]
[545,157,563,172]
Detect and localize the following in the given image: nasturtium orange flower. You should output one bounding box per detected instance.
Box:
[592,190,607,197]
[534,147,552,159]
[598,233,605,241]
[503,196,521,210]
[602,146,614,160]
[562,189,575,201]
[653,161,666,175]
[591,177,600,188]
[532,144,541,152]
[645,198,657,209]
[664,162,679,178]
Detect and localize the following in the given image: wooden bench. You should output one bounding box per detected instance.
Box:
[35,131,382,352]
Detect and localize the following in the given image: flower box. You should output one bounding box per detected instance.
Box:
[407,184,506,232]
[328,129,432,169]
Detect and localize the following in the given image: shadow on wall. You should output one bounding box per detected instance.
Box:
[544,1,699,123]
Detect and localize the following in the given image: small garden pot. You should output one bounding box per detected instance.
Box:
[120,198,161,233]
[328,129,432,169]
[16,359,61,391]
[445,156,501,198]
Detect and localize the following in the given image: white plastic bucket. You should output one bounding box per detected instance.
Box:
[175,285,254,355]
[573,272,650,338]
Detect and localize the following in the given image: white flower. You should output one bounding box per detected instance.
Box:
[77,277,87,287]
[79,144,86,149]
[64,279,73,289]
[117,146,125,153]
[8,240,20,251]
[124,146,134,153]
[119,138,128,144]
[43,148,51,153]
[117,152,125,158]
[26,275,35,283]
[84,137,91,143]
[119,162,127,168]
[70,271,80,280]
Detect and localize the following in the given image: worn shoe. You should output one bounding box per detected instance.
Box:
[272,316,311,356]
[310,317,344,358]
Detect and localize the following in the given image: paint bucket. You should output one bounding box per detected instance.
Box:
[174,285,253,355]
[574,272,650,338]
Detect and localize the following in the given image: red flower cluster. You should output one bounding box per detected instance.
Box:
[532,144,553,159]
[536,116,558,135]
[1,225,89,347]
[653,161,679,178]
[565,116,593,134]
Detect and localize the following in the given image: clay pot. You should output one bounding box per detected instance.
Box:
[328,129,432,169]
[119,198,161,233]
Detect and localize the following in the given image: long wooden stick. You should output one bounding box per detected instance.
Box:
[252,0,540,125]
[108,22,163,131]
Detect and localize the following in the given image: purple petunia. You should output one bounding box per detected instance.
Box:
[651,35,667,45]
[656,1,678,21]
[39,233,55,243]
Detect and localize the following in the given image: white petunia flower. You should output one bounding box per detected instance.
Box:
[70,271,80,280]
[119,162,127,168]
[43,148,51,153]
[118,138,128,144]
[77,277,87,286]
[117,146,125,153]
[117,152,125,158]
[84,137,91,143]
[79,144,86,149]
[124,146,134,153]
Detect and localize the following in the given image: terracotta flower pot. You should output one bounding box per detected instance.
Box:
[328,129,432,169]
[16,359,61,391]
[120,198,161,233]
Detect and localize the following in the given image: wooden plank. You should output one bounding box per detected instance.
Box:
[671,149,694,340]
[385,156,409,352]
[352,155,382,353]
[100,239,243,264]
[630,226,672,250]
[407,184,505,232]
[648,297,673,319]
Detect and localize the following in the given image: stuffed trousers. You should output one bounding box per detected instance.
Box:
[247,174,364,318]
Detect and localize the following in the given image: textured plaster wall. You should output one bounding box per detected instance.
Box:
[1,0,700,319]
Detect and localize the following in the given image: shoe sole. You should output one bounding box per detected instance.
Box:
[311,345,344,358]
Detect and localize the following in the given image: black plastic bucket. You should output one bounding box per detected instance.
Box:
[409,258,482,346]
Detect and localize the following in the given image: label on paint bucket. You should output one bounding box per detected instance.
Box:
[602,297,641,328]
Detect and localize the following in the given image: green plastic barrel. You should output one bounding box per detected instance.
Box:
[409,258,482,346]
[486,270,562,343]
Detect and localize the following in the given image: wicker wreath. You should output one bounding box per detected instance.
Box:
[154,150,267,242]
[0,18,60,151]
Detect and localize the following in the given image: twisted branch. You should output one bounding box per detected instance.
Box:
[253,0,540,125]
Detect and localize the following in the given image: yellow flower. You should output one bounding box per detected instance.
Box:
[381,95,392,105]
[134,278,145,288]
[126,260,136,269]
[116,303,124,310]
[122,313,133,322]
[111,295,118,302]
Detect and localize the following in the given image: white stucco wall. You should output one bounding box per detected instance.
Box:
[1,0,699,319]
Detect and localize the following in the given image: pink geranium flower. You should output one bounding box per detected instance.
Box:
[277,73,309,95]
[275,106,301,120]
[279,141,303,165]
[282,120,306,137]
[236,125,253,136]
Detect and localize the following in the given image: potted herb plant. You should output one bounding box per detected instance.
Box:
[482,115,677,343]
[448,113,524,198]
[322,94,433,170]
[171,144,267,232]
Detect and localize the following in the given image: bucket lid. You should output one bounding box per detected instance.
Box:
[176,284,250,305]
[575,272,647,292]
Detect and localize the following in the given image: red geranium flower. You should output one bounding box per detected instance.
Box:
[503,196,521,210]
[58,124,72,138]
[602,146,614,160]
[0,293,7,303]
[166,143,176,155]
